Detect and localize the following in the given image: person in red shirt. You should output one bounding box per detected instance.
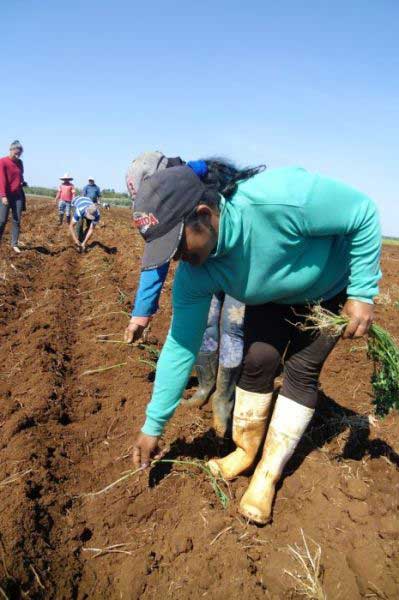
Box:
[55,173,75,224]
[0,140,26,253]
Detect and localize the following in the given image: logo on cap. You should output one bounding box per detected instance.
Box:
[133,211,159,234]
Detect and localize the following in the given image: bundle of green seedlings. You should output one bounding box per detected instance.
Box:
[300,305,399,416]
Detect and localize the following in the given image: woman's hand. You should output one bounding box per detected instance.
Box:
[124,316,151,344]
[341,299,374,338]
[1,197,8,206]
[132,432,162,468]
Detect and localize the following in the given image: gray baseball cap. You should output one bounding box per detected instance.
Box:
[134,166,205,270]
[126,151,168,201]
[85,203,99,221]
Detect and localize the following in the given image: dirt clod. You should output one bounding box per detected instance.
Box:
[348,501,369,523]
[379,515,399,540]
[342,478,369,500]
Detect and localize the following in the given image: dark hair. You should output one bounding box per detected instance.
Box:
[185,157,265,231]
[202,157,265,199]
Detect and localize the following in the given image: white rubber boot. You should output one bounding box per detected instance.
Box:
[239,395,314,525]
[207,387,273,480]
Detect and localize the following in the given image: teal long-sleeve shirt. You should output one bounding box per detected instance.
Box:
[142,167,381,436]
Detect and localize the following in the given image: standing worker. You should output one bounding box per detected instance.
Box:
[83,177,101,204]
[124,152,245,436]
[69,196,100,252]
[0,140,27,253]
[55,173,75,225]
[130,161,381,524]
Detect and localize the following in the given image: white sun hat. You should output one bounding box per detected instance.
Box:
[60,172,73,180]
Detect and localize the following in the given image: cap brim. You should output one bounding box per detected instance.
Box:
[85,211,97,220]
[141,221,184,271]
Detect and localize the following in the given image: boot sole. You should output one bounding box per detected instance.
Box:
[238,504,271,525]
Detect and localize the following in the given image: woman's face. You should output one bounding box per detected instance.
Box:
[10,147,23,159]
[174,205,219,267]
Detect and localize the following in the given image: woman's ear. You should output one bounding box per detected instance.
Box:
[195,204,213,223]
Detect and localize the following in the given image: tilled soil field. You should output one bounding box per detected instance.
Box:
[0,198,398,599]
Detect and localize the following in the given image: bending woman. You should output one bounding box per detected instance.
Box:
[124,152,247,435]
[130,161,381,525]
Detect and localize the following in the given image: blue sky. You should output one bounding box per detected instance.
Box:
[1,0,398,235]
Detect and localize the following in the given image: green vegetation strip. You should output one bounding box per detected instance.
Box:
[383,237,399,245]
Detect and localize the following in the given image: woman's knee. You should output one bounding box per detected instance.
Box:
[0,208,9,227]
[11,209,21,224]
[239,342,281,392]
[220,298,245,337]
[219,332,243,368]
[246,342,280,371]
[281,355,320,407]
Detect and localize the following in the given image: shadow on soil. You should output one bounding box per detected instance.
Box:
[88,241,117,254]
[149,431,234,488]
[288,390,399,473]
[29,245,70,256]
[149,390,399,490]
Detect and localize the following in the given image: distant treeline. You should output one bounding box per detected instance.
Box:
[101,189,130,199]
[25,186,130,201]
[26,186,58,198]
[105,197,131,207]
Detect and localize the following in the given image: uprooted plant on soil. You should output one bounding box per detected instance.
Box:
[137,344,160,369]
[81,459,230,508]
[81,342,160,376]
[299,305,399,416]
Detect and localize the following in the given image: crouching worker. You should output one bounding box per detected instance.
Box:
[69,196,100,252]
[131,161,381,525]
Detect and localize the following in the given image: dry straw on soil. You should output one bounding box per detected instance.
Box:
[285,529,326,600]
[0,469,33,489]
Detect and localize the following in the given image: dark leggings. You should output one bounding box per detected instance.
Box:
[238,290,346,408]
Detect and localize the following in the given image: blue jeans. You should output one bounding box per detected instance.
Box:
[0,194,23,246]
[58,200,72,216]
[200,294,245,368]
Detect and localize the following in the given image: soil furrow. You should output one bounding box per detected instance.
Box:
[0,215,87,597]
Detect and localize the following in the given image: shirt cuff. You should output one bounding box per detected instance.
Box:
[131,307,156,317]
[130,315,151,325]
[141,416,164,437]
[347,296,374,305]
